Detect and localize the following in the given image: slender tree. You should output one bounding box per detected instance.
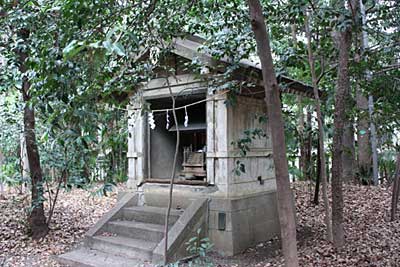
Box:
[342,120,356,183]
[290,24,307,181]
[0,1,50,238]
[314,138,321,205]
[359,0,379,185]
[356,87,371,182]
[390,153,400,221]
[18,28,49,239]
[304,10,333,242]
[248,0,299,266]
[163,78,180,264]
[331,0,359,248]
[304,111,312,181]
[354,0,372,184]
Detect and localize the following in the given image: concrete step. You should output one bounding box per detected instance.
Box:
[122,206,183,225]
[106,220,165,242]
[57,248,150,267]
[87,235,157,260]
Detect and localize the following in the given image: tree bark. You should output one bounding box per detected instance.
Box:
[390,153,400,221]
[368,96,379,185]
[304,12,333,242]
[342,120,355,183]
[18,29,49,239]
[331,31,349,249]
[356,89,371,183]
[248,1,299,266]
[342,51,356,183]
[304,110,312,181]
[314,138,321,205]
[331,0,359,248]
[298,107,306,180]
[359,0,379,185]
[291,24,306,181]
[164,79,180,264]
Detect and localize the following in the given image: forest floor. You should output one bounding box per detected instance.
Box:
[210,182,400,267]
[0,185,119,267]
[0,182,399,267]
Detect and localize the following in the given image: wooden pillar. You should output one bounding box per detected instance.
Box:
[206,93,216,185]
[206,92,229,193]
[127,102,146,189]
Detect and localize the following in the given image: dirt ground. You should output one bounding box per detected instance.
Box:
[0,186,118,267]
[210,183,400,267]
[1,182,399,266]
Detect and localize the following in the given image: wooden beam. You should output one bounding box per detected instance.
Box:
[145,178,208,186]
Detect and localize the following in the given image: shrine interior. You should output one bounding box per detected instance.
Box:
[148,95,207,181]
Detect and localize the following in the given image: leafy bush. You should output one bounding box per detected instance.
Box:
[185,228,214,267]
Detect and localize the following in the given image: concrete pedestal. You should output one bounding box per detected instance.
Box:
[135,183,280,256]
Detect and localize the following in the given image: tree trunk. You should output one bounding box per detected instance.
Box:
[368,96,379,185]
[248,1,299,266]
[359,0,379,185]
[314,138,321,205]
[331,32,349,248]
[342,120,355,183]
[18,29,49,239]
[356,89,371,183]
[342,58,355,183]
[299,105,306,180]
[390,153,400,221]
[291,24,306,181]
[331,0,359,247]
[304,12,333,242]
[304,110,312,181]
[163,79,180,264]
[304,110,313,201]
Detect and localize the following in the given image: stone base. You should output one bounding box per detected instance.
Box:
[208,191,280,256]
[128,183,280,257]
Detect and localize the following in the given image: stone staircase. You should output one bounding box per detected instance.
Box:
[58,195,185,267]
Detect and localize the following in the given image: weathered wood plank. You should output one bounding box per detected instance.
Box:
[127,103,146,188]
[206,93,216,184]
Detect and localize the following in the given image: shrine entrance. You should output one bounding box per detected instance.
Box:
[144,95,207,185]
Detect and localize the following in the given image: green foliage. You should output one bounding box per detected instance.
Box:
[185,228,214,267]
[0,0,398,232]
[231,115,267,176]
[233,127,267,157]
[0,91,23,186]
[379,150,398,184]
[158,228,214,267]
[0,0,136,194]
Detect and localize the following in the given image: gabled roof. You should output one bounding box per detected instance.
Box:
[171,36,320,99]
